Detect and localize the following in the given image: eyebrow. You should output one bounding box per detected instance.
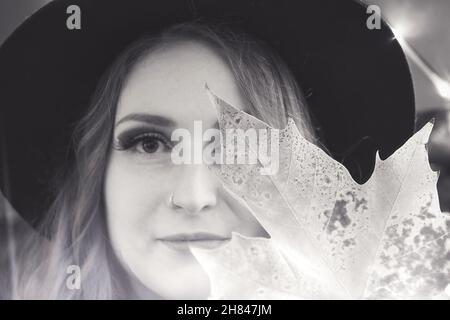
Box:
[115,113,177,128]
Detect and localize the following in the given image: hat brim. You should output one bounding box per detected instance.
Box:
[0,0,415,227]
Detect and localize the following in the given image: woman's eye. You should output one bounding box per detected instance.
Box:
[135,136,169,154]
[115,131,172,155]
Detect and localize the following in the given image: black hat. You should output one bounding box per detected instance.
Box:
[0,0,415,228]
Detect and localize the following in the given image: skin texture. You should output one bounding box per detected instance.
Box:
[104,40,269,299]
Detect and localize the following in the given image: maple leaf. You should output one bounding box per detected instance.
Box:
[189,87,450,300]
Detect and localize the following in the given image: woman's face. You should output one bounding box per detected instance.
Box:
[104,40,268,299]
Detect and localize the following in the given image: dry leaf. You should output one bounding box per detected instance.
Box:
[189,87,450,300]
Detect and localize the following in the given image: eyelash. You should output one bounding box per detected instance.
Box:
[114,131,172,155]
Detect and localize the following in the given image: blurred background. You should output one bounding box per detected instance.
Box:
[365,0,450,119]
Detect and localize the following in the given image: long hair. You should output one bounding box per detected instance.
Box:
[15,22,322,299]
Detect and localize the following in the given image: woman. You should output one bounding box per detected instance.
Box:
[0,0,415,299]
[20,22,321,300]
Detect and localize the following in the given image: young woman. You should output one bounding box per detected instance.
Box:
[0,0,415,299]
[18,22,321,299]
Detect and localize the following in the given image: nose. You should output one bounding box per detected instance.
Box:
[169,164,218,215]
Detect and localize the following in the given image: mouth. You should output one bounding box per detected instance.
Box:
[156,232,232,251]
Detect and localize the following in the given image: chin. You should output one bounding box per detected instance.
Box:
[143,274,211,300]
[135,260,212,300]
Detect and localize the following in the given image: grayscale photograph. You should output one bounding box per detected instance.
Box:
[0,0,449,303]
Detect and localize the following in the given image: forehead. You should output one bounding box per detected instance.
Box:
[116,40,246,127]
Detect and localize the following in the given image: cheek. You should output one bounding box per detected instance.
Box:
[104,154,169,250]
[103,153,211,299]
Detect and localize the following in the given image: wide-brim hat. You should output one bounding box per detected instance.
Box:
[0,0,415,228]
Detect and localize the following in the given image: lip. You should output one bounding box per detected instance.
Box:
[156,232,232,251]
